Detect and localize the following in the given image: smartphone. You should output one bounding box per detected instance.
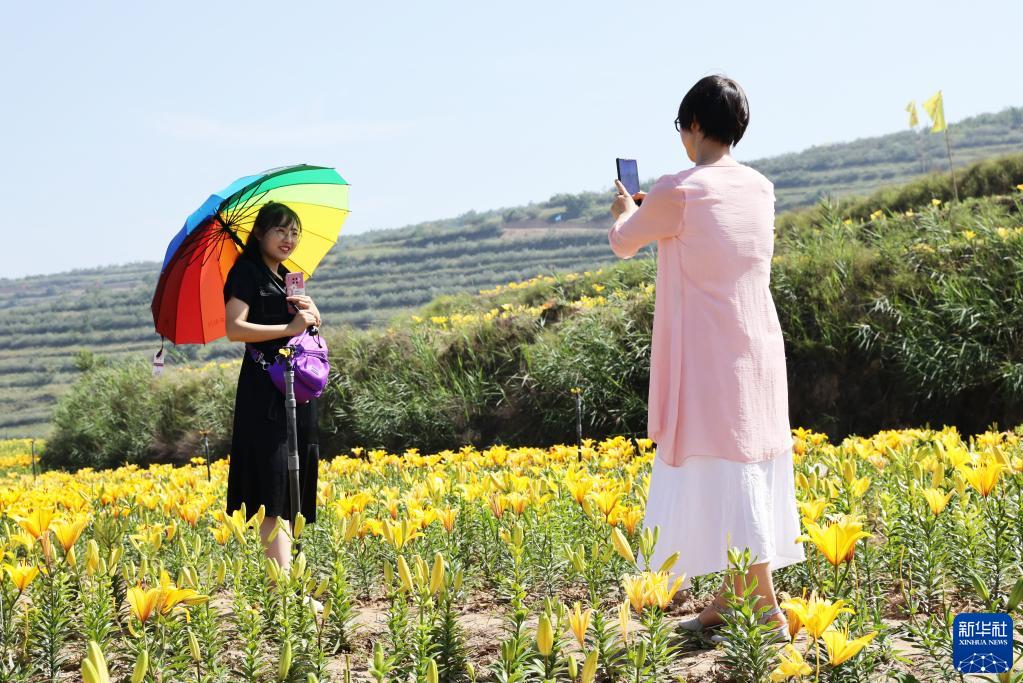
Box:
[285,272,306,298]
[616,158,641,197]
[285,272,305,315]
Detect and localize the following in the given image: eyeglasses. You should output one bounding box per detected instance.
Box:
[674,116,683,132]
[268,226,301,241]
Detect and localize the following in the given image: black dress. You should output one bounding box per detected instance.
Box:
[223,255,318,523]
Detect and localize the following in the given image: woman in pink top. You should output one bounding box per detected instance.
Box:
[609,76,804,640]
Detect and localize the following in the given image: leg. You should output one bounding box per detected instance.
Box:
[260,516,292,571]
[697,561,784,627]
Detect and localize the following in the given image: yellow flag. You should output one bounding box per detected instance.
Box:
[922,91,946,133]
[905,101,918,128]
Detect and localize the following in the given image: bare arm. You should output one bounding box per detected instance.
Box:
[225,296,314,342]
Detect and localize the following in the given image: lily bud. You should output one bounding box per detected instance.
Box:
[430,552,445,595]
[291,552,308,581]
[568,544,586,573]
[536,612,554,656]
[321,598,333,624]
[567,655,578,679]
[131,650,149,683]
[84,641,110,683]
[383,562,394,586]
[293,513,306,540]
[253,505,266,529]
[82,660,100,683]
[278,641,293,682]
[188,629,201,662]
[266,559,282,586]
[86,540,100,575]
[426,659,438,683]
[396,556,413,593]
[657,551,680,574]
[581,650,599,683]
[842,460,856,484]
[611,528,635,565]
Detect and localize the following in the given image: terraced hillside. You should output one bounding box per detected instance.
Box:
[2,107,1021,437]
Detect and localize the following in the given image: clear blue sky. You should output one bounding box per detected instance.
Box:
[3,1,1021,278]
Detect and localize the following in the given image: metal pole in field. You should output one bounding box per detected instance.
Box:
[284,353,302,551]
[202,431,211,482]
[574,388,583,462]
[30,438,37,482]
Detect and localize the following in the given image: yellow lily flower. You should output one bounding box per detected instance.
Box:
[958,459,1005,497]
[921,488,953,515]
[4,562,41,592]
[822,627,877,665]
[127,586,162,624]
[798,498,828,526]
[436,507,458,534]
[770,644,812,680]
[651,573,684,610]
[798,516,871,566]
[622,574,648,615]
[569,602,591,647]
[617,600,631,643]
[51,515,90,552]
[593,488,621,520]
[779,594,854,639]
[16,508,54,540]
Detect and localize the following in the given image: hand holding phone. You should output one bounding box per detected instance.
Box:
[615,158,645,205]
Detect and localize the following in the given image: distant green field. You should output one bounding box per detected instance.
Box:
[2,106,1021,438]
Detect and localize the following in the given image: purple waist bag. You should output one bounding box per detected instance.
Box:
[248,330,330,404]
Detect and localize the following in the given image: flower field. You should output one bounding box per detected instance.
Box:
[2,428,1022,682]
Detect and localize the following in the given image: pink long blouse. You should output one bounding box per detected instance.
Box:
[609,156,793,467]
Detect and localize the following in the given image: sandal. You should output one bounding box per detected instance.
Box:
[709,605,789,645]
[677,603,734,633]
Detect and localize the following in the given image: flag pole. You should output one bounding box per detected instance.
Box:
[943,128,960,202]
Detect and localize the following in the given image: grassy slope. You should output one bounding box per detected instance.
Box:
[2,107,1022,437]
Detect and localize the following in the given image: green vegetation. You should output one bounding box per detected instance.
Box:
[3,107,1022,437]
[41,165,1023,469]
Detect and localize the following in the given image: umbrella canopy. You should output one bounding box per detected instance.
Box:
[152,165,349,344]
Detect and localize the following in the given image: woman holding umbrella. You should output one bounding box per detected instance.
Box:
[152,165,349,567]
[224,201,322,569]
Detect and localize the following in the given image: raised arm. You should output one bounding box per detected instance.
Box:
[608,175,685,259]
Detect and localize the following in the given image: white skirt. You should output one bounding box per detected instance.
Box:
[640,448,805,589]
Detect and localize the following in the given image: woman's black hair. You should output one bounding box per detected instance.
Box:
[241,201,302,261]
[677,75,749,147]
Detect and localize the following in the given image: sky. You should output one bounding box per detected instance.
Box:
[2,1,1021,279]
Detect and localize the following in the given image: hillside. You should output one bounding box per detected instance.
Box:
[2,107,1022,437]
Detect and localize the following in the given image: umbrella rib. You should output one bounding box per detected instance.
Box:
[222,187,272,227]
[173,227,228,267]
[223,180,348,227]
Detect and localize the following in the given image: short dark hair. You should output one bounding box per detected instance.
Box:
[677,75,749,147]
[242,201,302,261]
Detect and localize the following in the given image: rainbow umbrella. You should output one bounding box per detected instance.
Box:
[152,164,349,344]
